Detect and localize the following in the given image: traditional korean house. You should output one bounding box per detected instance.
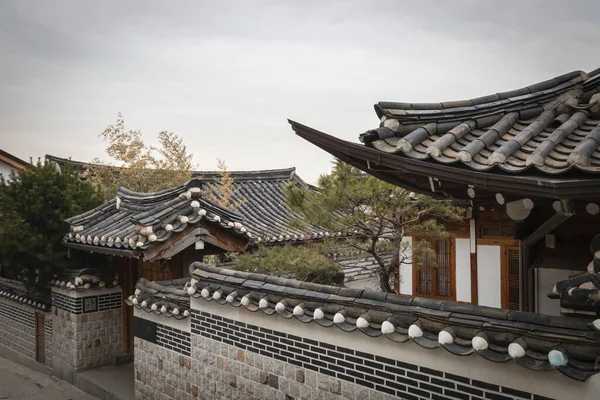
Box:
[61,179,251,357]
[0,148,29,181]
[289,67,600,318]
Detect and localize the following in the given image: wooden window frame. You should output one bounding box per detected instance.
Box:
[501,244,520,310]
[412,235,456,301]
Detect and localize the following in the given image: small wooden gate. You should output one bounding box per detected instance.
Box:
[35,312,45,364]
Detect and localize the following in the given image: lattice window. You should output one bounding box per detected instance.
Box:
[413,237,455,300]
[502,246,520,310]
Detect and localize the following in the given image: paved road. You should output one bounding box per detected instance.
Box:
[0,357,98,400]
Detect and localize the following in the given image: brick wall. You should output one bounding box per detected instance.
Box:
[52,287,123,374]
[133,297,600,400]
[134,309,563,400]
[0,297,52,367]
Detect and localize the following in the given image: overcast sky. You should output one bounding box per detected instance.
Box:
[1,1,599,183]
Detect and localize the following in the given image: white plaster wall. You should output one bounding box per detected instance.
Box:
[0,162,14,182]
[455,238,471,303]
[193,298,600,400]
[477,245,501,308]
[537,268,575,316]
[399,236,412,295]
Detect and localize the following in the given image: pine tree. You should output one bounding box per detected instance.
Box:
[0,161,103,290]
[285,159,465,293]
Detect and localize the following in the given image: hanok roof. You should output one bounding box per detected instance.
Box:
[290,68,600,200]
[53,268,120,292]
[125,277,191,319]
[188,262,600,382]
[0,149,29,172]
[48,155,333,244]
[0,277,50,311]
[194,168,337,243]
[64,180,250,260]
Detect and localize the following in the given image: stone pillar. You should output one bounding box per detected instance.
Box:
[51,286,123,383]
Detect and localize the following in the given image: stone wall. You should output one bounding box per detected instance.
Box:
[51,286,123,382]
[133,296,600,400]
[0,296,52,368]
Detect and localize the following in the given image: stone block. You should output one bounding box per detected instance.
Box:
[259,371,268,384]
[228,373,237,388]
[237,349,245,362]
[267,373,278,390]
[330,380,341,395]
[295,369,305,383]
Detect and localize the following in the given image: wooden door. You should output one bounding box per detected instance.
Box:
[413,237,456,301]
[35,312,45,364]
[116,257,138,355]
[501,245,520,310]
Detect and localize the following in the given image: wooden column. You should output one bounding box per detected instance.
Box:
[470,217,478,305]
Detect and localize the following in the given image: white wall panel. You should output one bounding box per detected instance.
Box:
[477,245,501,308]
[455,238,471,303]
[399,236,412,295]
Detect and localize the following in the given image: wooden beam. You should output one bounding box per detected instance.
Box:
[522,212,572,248]
[144,227,208,262]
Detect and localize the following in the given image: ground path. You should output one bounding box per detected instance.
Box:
[0,357,99,400]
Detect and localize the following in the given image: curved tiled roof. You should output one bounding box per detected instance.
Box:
[0,277,51,310]
[188,262,600,382]
[194,168,337,244]
[52,268,119,292]
[64,180,250,256]
[48,155,332,244]
[125,277,191,319]
[361,68,600,175]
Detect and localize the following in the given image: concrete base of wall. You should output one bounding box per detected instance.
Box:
[76,363,134,400]
[0,342,52,377]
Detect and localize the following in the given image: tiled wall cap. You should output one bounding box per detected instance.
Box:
[200,288,211,298]
[275,300,287,312]
[549,349,569,367]
[381,320,395,334]
[259,298,269,309]
[293,305,305,316]
[150,303,157,311]
[508,341,526,359]
[240,295,251,306]
[313,307,325,320]
[438,328,454,345]
[472,334,489,351]
[160,305,168,313]
[333,312,346,324]
[356,315,370,328]
[187,286,196,296]
[212,290,223,300]
[198,209,207,216]
[226,291,237,303]
[190,200,200,208]
[408,324,423,338]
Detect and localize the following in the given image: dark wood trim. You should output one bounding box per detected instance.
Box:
[522,212,572,247]
[478,238,519,246]
[470,252,478,305]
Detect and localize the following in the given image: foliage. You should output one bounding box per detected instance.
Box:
[0,161,104,290]
[285,159,465,293]
[202,159,245,210]
[233,245,343,285]
[90,113,195,199]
